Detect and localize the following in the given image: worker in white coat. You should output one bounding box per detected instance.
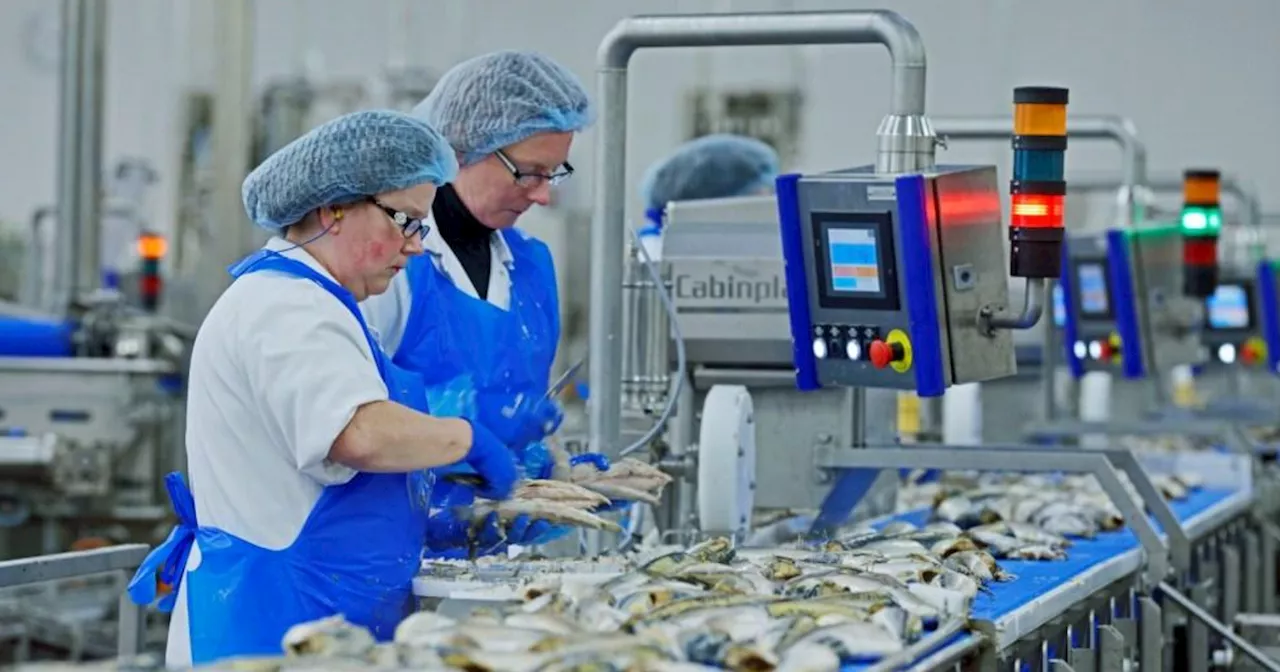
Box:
[361,51,619,557]
[126,110,521,667]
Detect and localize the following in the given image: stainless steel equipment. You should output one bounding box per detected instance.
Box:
[589,10,934,461]
[598,10,934,541]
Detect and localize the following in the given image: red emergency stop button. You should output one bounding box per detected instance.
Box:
[869,340,905,369]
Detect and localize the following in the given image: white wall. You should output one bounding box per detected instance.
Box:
[1,0,1277,245]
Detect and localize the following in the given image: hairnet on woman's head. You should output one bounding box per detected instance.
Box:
[241,109,459,231]
[640,134,781,213]
[414,50,594,166]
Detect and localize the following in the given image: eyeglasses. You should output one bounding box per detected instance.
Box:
[494,149,574,188]
[367,198,428,239]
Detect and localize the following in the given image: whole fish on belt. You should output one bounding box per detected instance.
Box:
[933,495,984,528]
[781,620,907,663]
[969,521,1071,548]
[780,570,942,620]
[879,521,918,535]
[966,527,1067,560]
[945,549,1014,582]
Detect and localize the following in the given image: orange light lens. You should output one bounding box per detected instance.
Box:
[137,234,167,260]
[1013,103,1068,137]
[1184,175,1219,206]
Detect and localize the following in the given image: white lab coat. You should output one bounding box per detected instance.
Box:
[164,237,390,668]
[361,211,515,355]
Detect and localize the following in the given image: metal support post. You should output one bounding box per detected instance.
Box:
[1139,596,1165,672]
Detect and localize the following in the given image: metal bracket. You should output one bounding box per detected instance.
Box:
[1158,580,1280,672]
[1100,449,1191,572]
[813,444,1171,586]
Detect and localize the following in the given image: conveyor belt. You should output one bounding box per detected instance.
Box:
[843,487,1249,670]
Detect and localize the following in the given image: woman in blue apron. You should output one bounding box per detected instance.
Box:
[361,52,621,555]
[126,110,521,666]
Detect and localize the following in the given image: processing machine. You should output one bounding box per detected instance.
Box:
[773,87,1280,671]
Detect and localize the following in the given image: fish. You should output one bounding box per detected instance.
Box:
[679,630,779,671]
[687,537,737,564]
[776,640,843,671]
[933,495,982,527]
[945,549,1014,582]
[280,615,376,660]
[928,536,980,558]
[1005,544,1067,561]
[758,555,803,582]
[511,479,613,508]
[879,521,918,535]
[782,621,906,663]
[577,480,663,506]
[465,499,623,535]
[970,521,1071,548]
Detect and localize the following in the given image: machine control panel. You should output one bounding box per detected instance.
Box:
[1201,275,1266,368]
[779,165,1015,396]
[1060,231,1128,377]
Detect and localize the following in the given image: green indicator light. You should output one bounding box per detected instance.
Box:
[1180,205,1221,238]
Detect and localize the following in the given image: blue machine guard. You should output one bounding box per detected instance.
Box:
[1258,260,1280,375]
[894,173,946,398]
[777,172,820,391]
[1106,229,1146,379]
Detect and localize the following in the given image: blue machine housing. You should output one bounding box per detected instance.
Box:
[778,165,1014,398]
[1105,229,1147,379]
[1256,260,1280,375]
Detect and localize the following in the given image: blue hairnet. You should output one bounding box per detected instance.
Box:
[414,50,593,166]
[640,134,781,213]
[242,109,459,231]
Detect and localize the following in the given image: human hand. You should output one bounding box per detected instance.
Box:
[478,392,564,448]
[462,421,518,500]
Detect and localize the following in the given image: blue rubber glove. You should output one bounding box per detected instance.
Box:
[570,453,611,472]
[567,453,631,513]
[477,392,564,449]
[424,512,571,556]
[463,421,518,500]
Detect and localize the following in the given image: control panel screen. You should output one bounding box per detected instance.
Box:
[826,228,883,296]
[1207,283,1252,330]
[1076,262,1110,317]
[810,210,900,312]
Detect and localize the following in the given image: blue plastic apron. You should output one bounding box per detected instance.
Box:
[127,249,432,665]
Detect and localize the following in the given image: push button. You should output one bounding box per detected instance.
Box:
[869,340,904,369]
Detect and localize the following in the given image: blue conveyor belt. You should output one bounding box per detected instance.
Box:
[841,487,1238,670]
[0,315,74,357]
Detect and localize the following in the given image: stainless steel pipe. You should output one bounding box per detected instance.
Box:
[55,0,107,314]
[588,10,933,456]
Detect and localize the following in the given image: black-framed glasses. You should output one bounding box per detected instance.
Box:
[367,198,428,240]
[494,149,574,188]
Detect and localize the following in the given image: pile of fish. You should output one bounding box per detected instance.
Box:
[458,456,674,540]
[99,536,986,671]
[895,469,1202,558]
[465,479,624,535]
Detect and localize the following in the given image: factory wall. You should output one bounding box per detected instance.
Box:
[1,0,1277,256]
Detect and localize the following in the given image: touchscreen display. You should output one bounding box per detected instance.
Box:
[1207,284,1250,329]
[1077,262,1110,316]
[826,227,883,296]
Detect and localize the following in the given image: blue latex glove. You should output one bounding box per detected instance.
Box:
[424,511,571,556]
[463,421,518,500]
[477,392,564,449]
